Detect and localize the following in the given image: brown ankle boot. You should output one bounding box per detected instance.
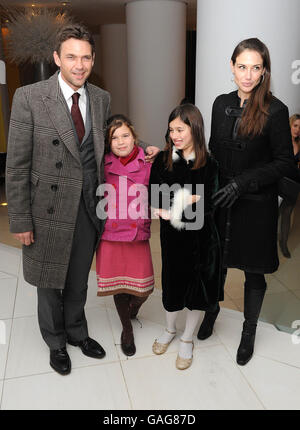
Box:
[114,294,136,356]
[129,295,148,319]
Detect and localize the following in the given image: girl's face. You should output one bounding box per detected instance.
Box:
[291,119,300,140]
[110,124,135,157]
[230,49,265,98]
[169,117,194,155]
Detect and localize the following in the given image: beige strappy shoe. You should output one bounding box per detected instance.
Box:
[152,329,176,355]
[176,339,194,370]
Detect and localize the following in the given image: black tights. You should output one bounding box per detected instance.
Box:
[222,269,267,291]
[244,272,267,291]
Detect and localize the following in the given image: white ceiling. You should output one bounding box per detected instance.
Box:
[1,0,197,29]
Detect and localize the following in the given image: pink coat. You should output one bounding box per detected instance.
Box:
[100,147,152,241]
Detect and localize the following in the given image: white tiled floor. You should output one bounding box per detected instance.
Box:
[0,243,300,410]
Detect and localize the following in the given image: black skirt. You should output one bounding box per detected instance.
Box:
[160,217,223,312]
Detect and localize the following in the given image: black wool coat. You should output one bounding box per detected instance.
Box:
[149,150,224,312]
[209,91,295,274]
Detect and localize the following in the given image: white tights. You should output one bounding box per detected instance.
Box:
[157,309,201,358]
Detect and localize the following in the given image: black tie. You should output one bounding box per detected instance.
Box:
[71,93,85,144]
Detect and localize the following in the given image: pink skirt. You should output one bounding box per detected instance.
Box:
[96,240,154,297]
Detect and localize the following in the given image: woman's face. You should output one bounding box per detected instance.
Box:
[230,49,265,98]
[291,119,300,140]
[169,117,194,155]
[110,124,135,157]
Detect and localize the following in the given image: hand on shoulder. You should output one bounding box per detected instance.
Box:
[145,146,161,163]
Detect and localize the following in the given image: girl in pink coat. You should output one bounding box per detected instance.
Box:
[96,114,154,356]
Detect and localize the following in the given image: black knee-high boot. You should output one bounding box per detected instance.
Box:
[279,201,294,258]
[237,278,266,366]
[129,295,148,319]
[114,294,136,356]
[197,304,220,340]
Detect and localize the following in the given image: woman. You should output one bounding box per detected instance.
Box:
[203,38,295,365]
[149,104,223,370]
[278,114,300,257]
[290,114,300,163]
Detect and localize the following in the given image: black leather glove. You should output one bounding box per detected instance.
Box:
[212,181,241,208]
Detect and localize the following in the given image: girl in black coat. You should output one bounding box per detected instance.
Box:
[149,104,223,370]
[204,38,295,365]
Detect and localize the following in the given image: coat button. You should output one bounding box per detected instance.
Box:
[52,139,59,146]
[56,161,63,169]
[131,223,137,228]
[47,207,54,214]
[51,185,58,191]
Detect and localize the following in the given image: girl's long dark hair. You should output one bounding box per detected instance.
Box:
[105,114,138,153]
[164,104,208,170]
[164,103,208,170]
[232,38,272,137]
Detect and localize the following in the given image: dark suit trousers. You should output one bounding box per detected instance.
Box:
[37,196,98,350]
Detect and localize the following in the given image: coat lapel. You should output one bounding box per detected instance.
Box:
[42,72,81,164]
[82,90,92,144]
[104,149,147,184]
[86,83,105,178]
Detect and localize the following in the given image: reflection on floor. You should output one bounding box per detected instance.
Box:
[0,183,300,409]
[220,197,300,334]
[1,188,299,333]
[0,242,300,410]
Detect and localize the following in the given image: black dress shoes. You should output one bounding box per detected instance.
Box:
[68,337,106,359]
[50,347,71,375]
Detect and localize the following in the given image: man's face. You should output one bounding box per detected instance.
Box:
[53,38,94,91]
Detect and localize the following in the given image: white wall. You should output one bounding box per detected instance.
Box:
[100,24,129,116]
[126,0,186,147]
[195,0,300,141]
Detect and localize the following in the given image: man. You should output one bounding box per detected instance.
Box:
[6,24,159,375]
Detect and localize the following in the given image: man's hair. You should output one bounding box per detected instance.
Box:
[55,24,95,56]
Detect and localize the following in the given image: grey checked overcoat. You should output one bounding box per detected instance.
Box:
[6,72,111,289]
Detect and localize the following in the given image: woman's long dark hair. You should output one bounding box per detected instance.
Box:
[164,104,208,170]
[232,38,272,137]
